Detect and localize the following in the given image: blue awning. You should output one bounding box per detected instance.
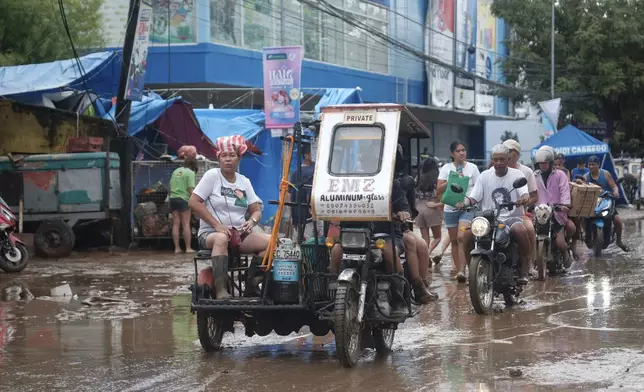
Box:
[102,92,182,136]
[0,52,120,102]
[193,109,266,142]
[314,88,364,120]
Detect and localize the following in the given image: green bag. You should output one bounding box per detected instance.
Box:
[440,170,470,207]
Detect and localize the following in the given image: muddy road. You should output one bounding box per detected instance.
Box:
[2,216,644,391]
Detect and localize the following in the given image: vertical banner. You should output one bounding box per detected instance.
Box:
[429,0,455,109]
[454,0,477,111]
[263,46,303,129]
[475,0,495,114]
[150,0,196,44]
[125,0,153,101]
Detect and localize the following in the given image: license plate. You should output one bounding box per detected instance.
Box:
[272,260,299,282]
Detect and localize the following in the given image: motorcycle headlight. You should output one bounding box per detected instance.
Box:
[600,210,609,217]
[340,231,369,249]
[470,217,491,237]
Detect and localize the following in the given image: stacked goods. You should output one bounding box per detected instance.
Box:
[568,182,602,217]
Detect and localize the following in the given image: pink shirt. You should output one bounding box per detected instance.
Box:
[534,169,571,225]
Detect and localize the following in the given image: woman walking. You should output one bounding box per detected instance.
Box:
[170,156,198,254]
[436,141,480,283]
[416,157,444,260]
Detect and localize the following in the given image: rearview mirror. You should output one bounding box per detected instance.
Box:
[450,184,464,194]
[512,177,528,189]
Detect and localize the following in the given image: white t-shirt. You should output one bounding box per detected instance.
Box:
[516,163,537,194]
[469,167,529,220]
[438,162,481,212]
[193,168,260,236]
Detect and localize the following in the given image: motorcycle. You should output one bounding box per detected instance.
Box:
[587,191,617,257]
[450,177,528,314]
[332,221,418,367]
[0,197,28,273]
[532,204,572,280]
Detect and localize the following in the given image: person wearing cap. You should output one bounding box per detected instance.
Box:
[189,135,271,299]
[554,153,571,181]
[503,139,539,265]
[571,158,590,180]
[533,146,578,265]
[579,155,629,252]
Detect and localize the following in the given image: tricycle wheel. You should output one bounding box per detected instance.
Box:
[34,220,75,258]
[373,326,396,354]
[0,243,28,273]
[197,311,225,352]
[334,281,362,368]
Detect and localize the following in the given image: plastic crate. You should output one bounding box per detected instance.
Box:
[301,243,332,302]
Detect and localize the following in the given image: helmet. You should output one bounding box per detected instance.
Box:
[534,146,555,164]
[534,204,553,225]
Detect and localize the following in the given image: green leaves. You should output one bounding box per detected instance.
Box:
[0,0,104,66]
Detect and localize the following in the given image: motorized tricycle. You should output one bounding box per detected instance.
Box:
[451,177,528,315]
[189,104,431,367]
[532,203,572,280]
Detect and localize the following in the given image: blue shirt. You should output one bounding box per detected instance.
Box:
[571,167,589,179]
[586,169,611,192]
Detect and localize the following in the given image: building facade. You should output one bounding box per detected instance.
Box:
[100,0,515,160]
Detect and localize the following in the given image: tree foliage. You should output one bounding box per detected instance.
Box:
[492,0,644,155]
[0,0,104,66]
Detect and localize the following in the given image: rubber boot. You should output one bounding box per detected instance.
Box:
[390,277,408,318]
[244,256,263,297]
[211,255,231,299]
[413,278,437,304]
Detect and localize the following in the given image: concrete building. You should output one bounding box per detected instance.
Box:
[100,0,519,160]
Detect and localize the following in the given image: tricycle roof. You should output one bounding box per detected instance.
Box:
[320,104,431,138]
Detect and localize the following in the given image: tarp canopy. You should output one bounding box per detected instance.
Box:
[102,92,182,136]
[314,88,364,120]
[0,51,121,104]
[193,109,266,142]
[532,124,627,204]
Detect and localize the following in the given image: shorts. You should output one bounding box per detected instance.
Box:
[170,197,189,212]
[416,203,442,228]
[198,230,250,252]
[501,217,524,229]
[373,231,405,259]
[444,210,473,228]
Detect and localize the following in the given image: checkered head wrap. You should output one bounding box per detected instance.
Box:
[215,135,248,159]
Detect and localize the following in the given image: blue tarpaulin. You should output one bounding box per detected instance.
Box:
[193,109,265,142]
[102,92,181,136]
[532,125,627,204]
[314,88,364,120]
[0,51,121,104]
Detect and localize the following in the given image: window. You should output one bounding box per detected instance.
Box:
[330,125,384,175]
[211,0,242,45]
[243,0,275,50]
[210,0,389,74]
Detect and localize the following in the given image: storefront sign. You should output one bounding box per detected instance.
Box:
[262,46,303,129]
[475,0,495,115]
[454,0,477,111]
[426,0,455,109]
[125,0,152,101]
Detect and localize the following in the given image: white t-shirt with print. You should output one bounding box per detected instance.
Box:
[517,163,537,194]
[438,162,481,212]
[193,168,260,236]
[468,167,529,220]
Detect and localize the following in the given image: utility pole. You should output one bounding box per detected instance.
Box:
[113,0,141,247]
[551,0,555,98]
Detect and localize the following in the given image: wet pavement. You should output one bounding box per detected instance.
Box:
[2,211,644,391]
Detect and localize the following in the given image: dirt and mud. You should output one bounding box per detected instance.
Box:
[2,210,644,391]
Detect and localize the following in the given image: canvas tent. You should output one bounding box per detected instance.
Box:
[531,124,627,204]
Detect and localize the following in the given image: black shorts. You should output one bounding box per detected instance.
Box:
[170,197,189,212]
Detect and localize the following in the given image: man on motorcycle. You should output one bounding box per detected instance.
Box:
[533,146,578,263]
[580,155,629,252]
[329,178,437,305]
[503,139,538,268]
[459,144,532,284]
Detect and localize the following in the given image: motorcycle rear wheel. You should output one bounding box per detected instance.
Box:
[334,282,362,368]
[373,326,396,354]
[197,311,226,352]
[468,256,494,315]
[0,243,28,273]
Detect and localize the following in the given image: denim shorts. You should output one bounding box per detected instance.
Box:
[444,210,473,228]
